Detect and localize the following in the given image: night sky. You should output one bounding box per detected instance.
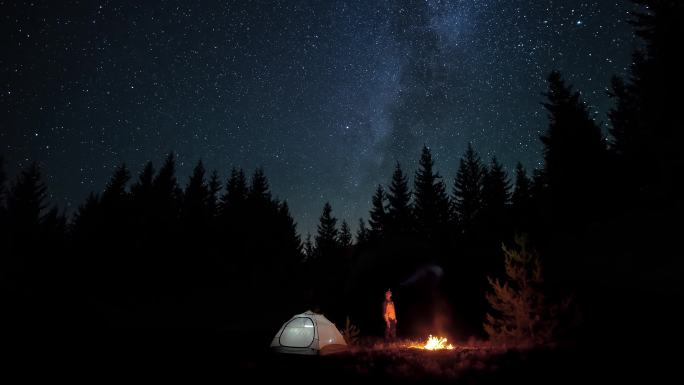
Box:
[1,0,635,236]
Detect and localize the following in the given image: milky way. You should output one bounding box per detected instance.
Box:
[1,0,635,235]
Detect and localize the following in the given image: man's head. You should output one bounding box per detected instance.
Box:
[385,289,392,301]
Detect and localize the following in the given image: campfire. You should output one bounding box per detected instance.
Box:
[410,335,455,350]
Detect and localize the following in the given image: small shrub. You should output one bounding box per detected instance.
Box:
[341,315,360,345]
[484,234,568,348]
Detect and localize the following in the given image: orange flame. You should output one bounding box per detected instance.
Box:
[411,334,455,350]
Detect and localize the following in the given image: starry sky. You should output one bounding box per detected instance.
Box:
[1,0,635,236]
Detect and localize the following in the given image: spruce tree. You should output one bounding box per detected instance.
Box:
[182,160,211,226]
[512,162,533,230]
[131,161,155,200]
[222,167,248,214]
[315,202,339,256]
[482,157,511,215]
[275,200,303,266]
[484,236,565,347]
[101,163,130,206]
[413,145,450,238]
[339,219,353,247]
[540,71,606,222]
[151,153,181,232]
[248,167,271,203]
[304,233,315,260]
[368,184,387,240]
[386,162,412,236]
[453,143,485,233]
[154,153,179,201]
[356,218,370,245]
[98,164,131,258]
[219,167,249,272]
[512,162,532,211]
[207,170,222,216]
[129,161,155,248]
[6,162,48,241]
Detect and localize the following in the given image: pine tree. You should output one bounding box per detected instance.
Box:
[368,184,387,240]
[222,167,248,214]
[131,161,155,200]
[207,170,222,216]
[218,167,249,273]
[356,218,370,245]
[97,164,132,254]
[414,145,450,238]
[4,162,50,280]
[101,163,130,206]
[246,168,274,256]
[540,71,606,222]
[99,164,130,234]
[315,202,339,256]
[453,143,485,232]
[72,192,101,234]
[149,153,181,233]
[386,162,412,236]
[129,161,155,245]
[482,157,511,215]
[154,153,179,201]
[608,76,640,159]
[182,160,211,226]
[304,233,315,260]
[338,219,353,247]
[277,201,302,257]
[6,162,48,244]
[512,162,532,211]
[248,167,271,203]
[512,163,533,230]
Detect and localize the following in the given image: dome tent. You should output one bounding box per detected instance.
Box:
[270,310,348,355]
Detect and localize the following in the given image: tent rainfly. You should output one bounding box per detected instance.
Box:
[270,310,348,355]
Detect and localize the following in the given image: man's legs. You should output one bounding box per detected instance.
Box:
[390,319,397,339]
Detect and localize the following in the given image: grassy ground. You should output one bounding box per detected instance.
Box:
[223,337,619,384]
[9,328,670,383]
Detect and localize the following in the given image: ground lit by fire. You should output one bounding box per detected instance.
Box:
[255,337,546,383]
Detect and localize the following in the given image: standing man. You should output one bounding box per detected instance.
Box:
[383,289,397,340]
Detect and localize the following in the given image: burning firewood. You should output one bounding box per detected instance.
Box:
[409,335,455,350]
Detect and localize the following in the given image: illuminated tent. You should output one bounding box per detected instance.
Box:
[270,310,348,355]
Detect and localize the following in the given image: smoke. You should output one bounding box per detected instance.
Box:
[400,264,444,286]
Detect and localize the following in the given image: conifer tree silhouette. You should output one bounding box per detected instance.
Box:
[338,219,353,247]
[355,218,370,246]
[540,71,606,226]
[453,143,485,235]
[414,146,449,240]
[315,202,339,256]
[368,184,387,241]
[386,162,413,237]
